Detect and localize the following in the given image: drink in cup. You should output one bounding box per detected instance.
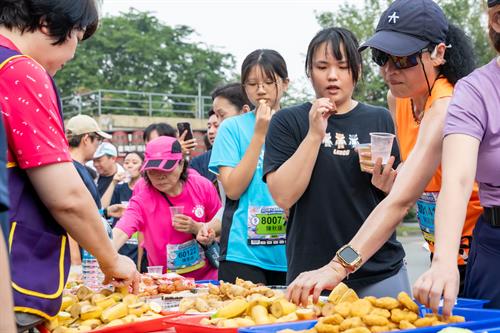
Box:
[356,143,371,171]
[169,206,184,226]
[370,132,395,165]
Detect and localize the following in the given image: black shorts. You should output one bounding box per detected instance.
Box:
[218,260,286,285]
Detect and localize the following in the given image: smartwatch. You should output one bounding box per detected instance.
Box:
[335,244,363,272]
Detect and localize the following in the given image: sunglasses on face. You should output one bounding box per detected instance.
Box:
[371,48,430,69]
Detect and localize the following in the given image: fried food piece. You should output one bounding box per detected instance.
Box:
[334,302,352,318]
[370,308,391,318]
[364,296,377,306]
[315,323,340,333]
[343,327,371,333]
[446,315,465,323]
[374,297,400,310]
[322,303,336,316]
[391,308,418,323]
[178,297,196,313]
[432,321,448,326]
[296,308,316,320]
[351,299,373,317]
[370,325,391,333]
[397,292,419,313]
[362,314,389,326]
[339,289,359,304]
[320,314,344,325]
[413,317,436,327]
[328,283,350,304]
[399,320,416,329]
[208,283,220,295]
[340,317,365,331]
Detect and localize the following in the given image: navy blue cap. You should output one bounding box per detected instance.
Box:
[489,0,499,7]
[359,0,448,56]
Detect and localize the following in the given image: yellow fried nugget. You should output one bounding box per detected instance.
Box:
[387,322,398,329]
[446,315,465,323]
[328,283,350,304]
[397,292,419,313]
[414,317,436,327]
[374,297,400,310]
[432,321,448,326]
[399,320,416,329]
[351,300,373,317]
[315,323,340,333]
[364,296,377,306]
[370,326,391,333]
[391,308,418,323]
[322,303,337,317]
[362,314,389,327]
[340,317,365,331]
[320,314,344,325]
[343,327,371,333]
[370,308,391,318]
[335,302,352,318]
[339,289,360,304]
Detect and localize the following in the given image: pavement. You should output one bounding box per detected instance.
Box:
[399,233,431,286]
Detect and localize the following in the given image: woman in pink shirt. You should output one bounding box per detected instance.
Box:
[113,136,221,280]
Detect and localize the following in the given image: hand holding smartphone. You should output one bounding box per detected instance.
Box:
[177,122,193,141]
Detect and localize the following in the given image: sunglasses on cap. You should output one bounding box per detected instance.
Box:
[371,48,430,70]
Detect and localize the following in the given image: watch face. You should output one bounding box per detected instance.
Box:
[339,246,359,264]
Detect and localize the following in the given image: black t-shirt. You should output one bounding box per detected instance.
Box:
[110,183,133,205]
[190,150,216,182]
[73,160,101,209]
[97,174,114,198]
[263,102,405,289]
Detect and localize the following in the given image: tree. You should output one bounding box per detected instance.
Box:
[316,0,494,107]
[55,10,235,98]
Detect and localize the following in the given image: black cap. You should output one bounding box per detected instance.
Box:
[489,0,499,7]
[359,0,448,56]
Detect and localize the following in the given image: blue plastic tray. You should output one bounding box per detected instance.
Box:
[195,279,220,285]
[238,308,500,333]
[456,298,490,309]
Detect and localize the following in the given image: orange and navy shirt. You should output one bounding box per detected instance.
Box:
[395,77,483,266]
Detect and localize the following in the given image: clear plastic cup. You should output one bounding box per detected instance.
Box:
[169,206,184,226]
[356,143,371,171]
[147,265,163,276]
[370,132,395,164]
[121,201,129,208]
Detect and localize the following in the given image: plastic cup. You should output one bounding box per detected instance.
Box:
[169,206,184,225]
[356,143,371,171]
[370,132,395,165]
[147,265,163,276]
[121,201,129,207]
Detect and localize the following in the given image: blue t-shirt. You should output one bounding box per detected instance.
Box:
[73,160,101,209]
[209,111,287,272]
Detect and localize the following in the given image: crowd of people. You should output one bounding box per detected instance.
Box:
[0,0,498,331]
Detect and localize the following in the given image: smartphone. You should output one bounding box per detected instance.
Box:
[177,122,193,141]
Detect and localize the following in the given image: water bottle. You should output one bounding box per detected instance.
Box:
[82,217,113,291]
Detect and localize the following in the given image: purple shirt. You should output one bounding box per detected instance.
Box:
[444,58,500,206]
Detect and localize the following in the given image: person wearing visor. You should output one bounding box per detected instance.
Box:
[284,0,481,307]
[413,0,500,313]
[112,136,221,280]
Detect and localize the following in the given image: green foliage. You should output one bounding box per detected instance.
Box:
[55,9,235,97]
[316,0,494,107]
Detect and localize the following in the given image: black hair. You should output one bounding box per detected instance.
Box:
[211,82,253,110]
[143,158,189,185]
[241,49,288,91]
[432,23,476,84]
[67,132,99,148]
[0,0,99,45]
[124,151,144,162]
[305,27,363,84]
[490,26,500,53]
[143,123,176,142]
[208,109,215,118]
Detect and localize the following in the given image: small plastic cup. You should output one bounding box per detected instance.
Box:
[169,206,184,225]
[147,266,163,276]
[370,132,395,165]
[356,143,371,171]
[121,201,129,208]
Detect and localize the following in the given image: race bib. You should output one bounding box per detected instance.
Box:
[416,192,438,244]
[247,205,286,246]
[166,239,205,274]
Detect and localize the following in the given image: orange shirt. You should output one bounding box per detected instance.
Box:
[395,77,483,266]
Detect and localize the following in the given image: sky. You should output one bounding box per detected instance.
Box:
[102,0,349,96]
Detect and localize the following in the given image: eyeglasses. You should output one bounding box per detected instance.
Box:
[243,80,278,91]
[371,48,430,70]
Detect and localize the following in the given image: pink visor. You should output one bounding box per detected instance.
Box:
[141,136,183,173]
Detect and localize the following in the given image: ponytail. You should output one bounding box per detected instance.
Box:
[439,23,476,84]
